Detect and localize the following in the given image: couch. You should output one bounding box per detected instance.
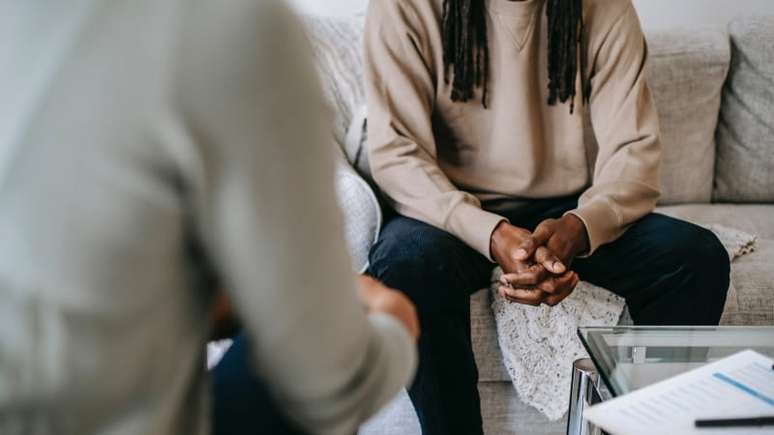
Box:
[304,13,774,435]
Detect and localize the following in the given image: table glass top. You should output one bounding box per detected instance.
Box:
[578,326,774,397]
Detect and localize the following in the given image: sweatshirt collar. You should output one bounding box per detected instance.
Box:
[486,0,544,17]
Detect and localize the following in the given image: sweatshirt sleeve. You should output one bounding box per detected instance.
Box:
[566,2,662,256]
[177,2,416,434]
[364,0,506,260]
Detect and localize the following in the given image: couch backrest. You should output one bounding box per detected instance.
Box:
[304,14,771,206]
[303,15,365,149]
[636,29,730,204]
[714,16,774,203]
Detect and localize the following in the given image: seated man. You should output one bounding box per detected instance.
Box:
[0,1,417,434]
[363,0,730,433]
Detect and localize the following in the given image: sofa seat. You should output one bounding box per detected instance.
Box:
[362,204,774,435]
[657,204,774,325]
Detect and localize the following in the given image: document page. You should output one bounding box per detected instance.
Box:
[584,350,774,434]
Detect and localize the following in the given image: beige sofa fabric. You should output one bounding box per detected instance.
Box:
[714,16,774,202]
[645,30,730,204]
[302,15,366,149]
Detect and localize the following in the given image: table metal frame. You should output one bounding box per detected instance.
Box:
[566,358,608,435]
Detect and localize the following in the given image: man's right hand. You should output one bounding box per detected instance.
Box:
[489,221,578,306]
[357,275,420,341]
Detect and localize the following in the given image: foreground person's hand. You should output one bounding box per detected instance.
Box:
[358,275,420,341]
[209,291,241,340]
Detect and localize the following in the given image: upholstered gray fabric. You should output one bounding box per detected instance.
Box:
[361,389,421,435]
[657,204,774,239]
[714,16,774,202]
[344,105,374,182]
[646,30,731,204]
[334,154,382,273]
[658,204,774,326]
[305,16,381,272]
[478,383,566,435]
[472,289,511,382]
[302,15,366,148]
[361,383,567,435]
[722,239,774,325]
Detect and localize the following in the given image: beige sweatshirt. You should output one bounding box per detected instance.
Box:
[364,0,662,259]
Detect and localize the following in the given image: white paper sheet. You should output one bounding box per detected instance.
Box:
[584,350,774,435]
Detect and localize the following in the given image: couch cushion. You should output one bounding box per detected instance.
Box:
[583,29,730,205]
[472,289,511,382]
[656,203,774,239]
[714,16,774,202]
[720,239,774,325]
[361,383,566,435]
[658,204,774,326]
[646,30,731,204]
[302,15,366,148]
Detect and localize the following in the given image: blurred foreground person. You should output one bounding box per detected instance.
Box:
[0,1,417,434]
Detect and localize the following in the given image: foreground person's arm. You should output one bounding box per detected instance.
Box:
[177,2,416,433]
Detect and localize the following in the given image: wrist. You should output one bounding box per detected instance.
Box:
[562,214,590,257]
[489,220,509,262]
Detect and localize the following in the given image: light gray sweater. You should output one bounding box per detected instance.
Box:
[0,1,416,434]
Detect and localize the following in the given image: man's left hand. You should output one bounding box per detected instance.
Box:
[514,214,590,268]
[498,214,589,306]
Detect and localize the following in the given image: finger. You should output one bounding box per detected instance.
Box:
[499,265,548,287]
[537,271,576,294]
[543,272,579,304]
[544,273,580,306]
[534,246,566,274]
[515,220,555,260]
[546,235,573,267]
[504,293,542,306]
[499,286,545,306]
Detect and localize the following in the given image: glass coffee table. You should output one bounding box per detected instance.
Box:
[566,326,774,435]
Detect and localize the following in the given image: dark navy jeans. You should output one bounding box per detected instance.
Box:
[367,196,730,435]
[212,334,307,435]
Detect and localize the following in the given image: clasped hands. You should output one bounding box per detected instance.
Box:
[490,214,590,307]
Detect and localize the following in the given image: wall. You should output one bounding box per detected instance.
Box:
[631,0,774,30]
[288,0,364,17]
[287,0,774,29]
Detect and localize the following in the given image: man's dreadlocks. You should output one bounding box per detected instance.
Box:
[441,0,589,113]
